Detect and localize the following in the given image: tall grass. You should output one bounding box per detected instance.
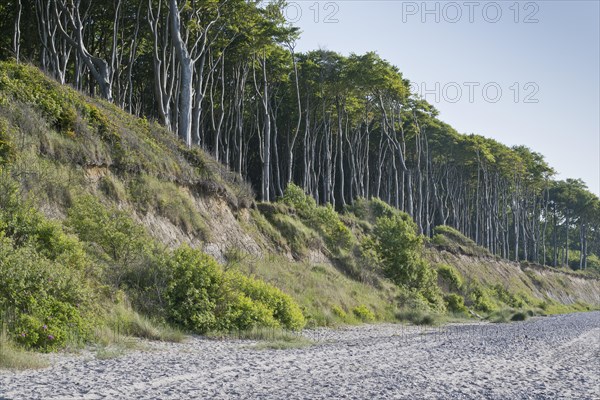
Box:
[0,330,48,370]
[208,327,313,350]
[107,303,185,343]
[229,253,399,327]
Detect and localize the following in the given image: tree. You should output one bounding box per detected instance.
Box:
[371,211,425,289]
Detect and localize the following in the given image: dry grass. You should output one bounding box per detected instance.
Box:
[0,332,48,370]
[209,327,314,350]
[107,303,186,343]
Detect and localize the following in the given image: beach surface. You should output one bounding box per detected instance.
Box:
[1,312,599,400]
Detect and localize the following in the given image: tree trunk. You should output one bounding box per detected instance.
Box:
[169,0,193,146]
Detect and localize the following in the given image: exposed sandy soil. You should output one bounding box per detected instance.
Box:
[1,312,599,400]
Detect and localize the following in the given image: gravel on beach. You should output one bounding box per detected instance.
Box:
[1,311,599,400]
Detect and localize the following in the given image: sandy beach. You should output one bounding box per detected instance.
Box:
[1,312,599,400]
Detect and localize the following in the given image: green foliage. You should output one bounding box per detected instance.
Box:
[280,183,317,216]
[361,211,446,311]
[164,246,226,333]
[396,309,441,326]
[352,305,375,322]
[0,62,254,209]
[231,253,401,328]
[346,197,396,224]
[396,286,428,309]
[280,184,354,253]
[164,246,305,334]
[65,195,172,317]
[98,175,128,203]
[316,204,354,249]
[0,62,78,135]
[432,226,491,257]
[444,294,467,313]
[0,117,15,166]
[491,284,527,309]
[586,254,600,272]
[331,305,348,320]
[510,311,528,321]
[266,212,322,258]
[128,175,209,237]
[466,284,496,313]
[417,267,446,312]
[67,195,150,267]
[228,271,306,331]
[370,212,423,288]
[0,175,96,350]
[437,264,463,292]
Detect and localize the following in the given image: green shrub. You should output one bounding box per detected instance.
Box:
[331,305,348,320]
[396,309,441,325]
[586,254,600,272]
[432,225,491,257]
[369,212,425,289]
[492,284,526,309]
[164,246,224,333]
[164,246,305,334]
[369,198,398,220]
[280,183,317,216]
[279,184,354,253]
[352,305,375,322]
[415,263,446,312]
[266,212,321,258]
[346,197,396,224]
[312,204,354,250]
[67,195,150,272]
[437,264,463,292]
[397,287,432,311]
[221,292,280,332]
[510,311,528,321]
[0,239,94,351]
[0,62,78,135]
[98,175,128,203]
[228,271,306,331]
[467,285,496,313]
[0,172,98,351]
[444,294,467,313]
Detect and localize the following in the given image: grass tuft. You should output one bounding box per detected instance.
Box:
[396,309,443,326]
[0,331,48,370]
[208,326,314,350]
[108,303,186,343]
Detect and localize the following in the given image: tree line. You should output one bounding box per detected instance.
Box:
[0,0,598,270]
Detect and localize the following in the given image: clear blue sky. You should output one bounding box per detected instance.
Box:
[283,0,600,195]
